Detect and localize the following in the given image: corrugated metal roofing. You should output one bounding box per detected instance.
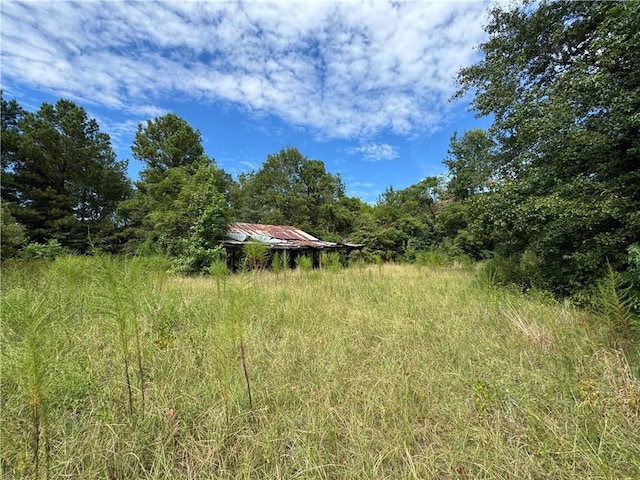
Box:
[223,222,363,250]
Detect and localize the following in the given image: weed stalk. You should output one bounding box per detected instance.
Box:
[25,335,50,480]
[130,285,146,416]
[239,338,253,410]
[210,259,229,297]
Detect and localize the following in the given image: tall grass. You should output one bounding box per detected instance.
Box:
[93,256,158,419]
[2,259,639,478]
[2,288,55,479]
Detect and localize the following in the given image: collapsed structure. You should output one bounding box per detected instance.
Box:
[221,222,364,270]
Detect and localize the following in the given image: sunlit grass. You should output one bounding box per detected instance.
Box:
[1,258,639,478]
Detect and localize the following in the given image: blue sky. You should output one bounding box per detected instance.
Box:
[1,0,492,203]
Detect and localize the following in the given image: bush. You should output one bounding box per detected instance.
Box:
[477,251,550,291]
[347,250,366,268]
[296,255,313,271]
[20,240,66,260]
[414,245,473,268]
[477,255,523,288]
[628,244,640,282]
[415,250,448,267]
[173,244,224,275]
[628,245,640,317]
[243,242,268,271]
[595,265,639,344]
[321,251,342,271]
[1,205,25,258]
[271,251,288,275]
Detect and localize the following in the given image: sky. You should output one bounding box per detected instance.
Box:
[1,0,493,203]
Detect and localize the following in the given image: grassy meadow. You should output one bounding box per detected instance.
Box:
[1,257,639,479]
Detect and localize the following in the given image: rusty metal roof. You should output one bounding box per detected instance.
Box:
[223,222,363,250]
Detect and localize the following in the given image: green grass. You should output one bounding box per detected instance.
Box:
[1,257,639,479]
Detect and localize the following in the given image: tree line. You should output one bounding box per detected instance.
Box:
[2,0,638,301]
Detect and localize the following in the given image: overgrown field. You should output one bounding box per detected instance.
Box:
[2,257,639,479]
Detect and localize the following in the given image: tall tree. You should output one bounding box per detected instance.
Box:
[132,113,204,183]
[1,93,24,174]
[350,177,441,259]
[455,0,640,294]
[236,147,346,237]
[1,94,26,216]
[1,97,132,252]
[443,129,495,200]
[119,113,232,267]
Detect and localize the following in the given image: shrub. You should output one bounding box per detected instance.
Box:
[595,265,639,344]
[209,258,230,296]
[415,250,448,267]
[628,244,640,285]
[321,251,342,271]
[628,244,640,318]
[1,204,25,258]
[296,254,313,271]
[20,240,66,260]
[477,255,523,288]
[271,251,286,276]
[477,251,550,291]
[242,242,268,271]
[347,250,366,269]
[414,246,473,268]
[172,241,226,274]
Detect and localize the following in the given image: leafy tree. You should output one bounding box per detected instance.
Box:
[120,113,232,271]
[120,157,232,263]
[1,97,132,252]
[1,94,25,255]
[350,178,441,260]
[454,0,640,295]
[318,196,369,241]
[1,204,25,258]
[170,162,232,273]
[443,129,495,200]
[121,113,231,249]
[132,113,205,183]
[1,93,23,180]
[236,147,346,237]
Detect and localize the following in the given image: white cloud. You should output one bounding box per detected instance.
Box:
[238,159,261,173]
[89,116,141,155]
[348,143,399,162]
[347,186,382,205]
[351,182,375,188]
[1,0,489,139]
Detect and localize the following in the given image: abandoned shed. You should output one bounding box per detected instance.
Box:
[221,222,364,270]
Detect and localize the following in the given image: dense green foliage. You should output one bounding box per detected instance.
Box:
[117,115,232,271]
[235,146,354,240]
[449,0,640,296]
[1,94,132,253]
[442,129,494,201]
[349,177,441,260]
[132,113,206,181]
[0,203,25,258]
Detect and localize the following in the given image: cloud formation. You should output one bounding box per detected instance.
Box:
[348,143,399,162]
[1,1,488,140]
